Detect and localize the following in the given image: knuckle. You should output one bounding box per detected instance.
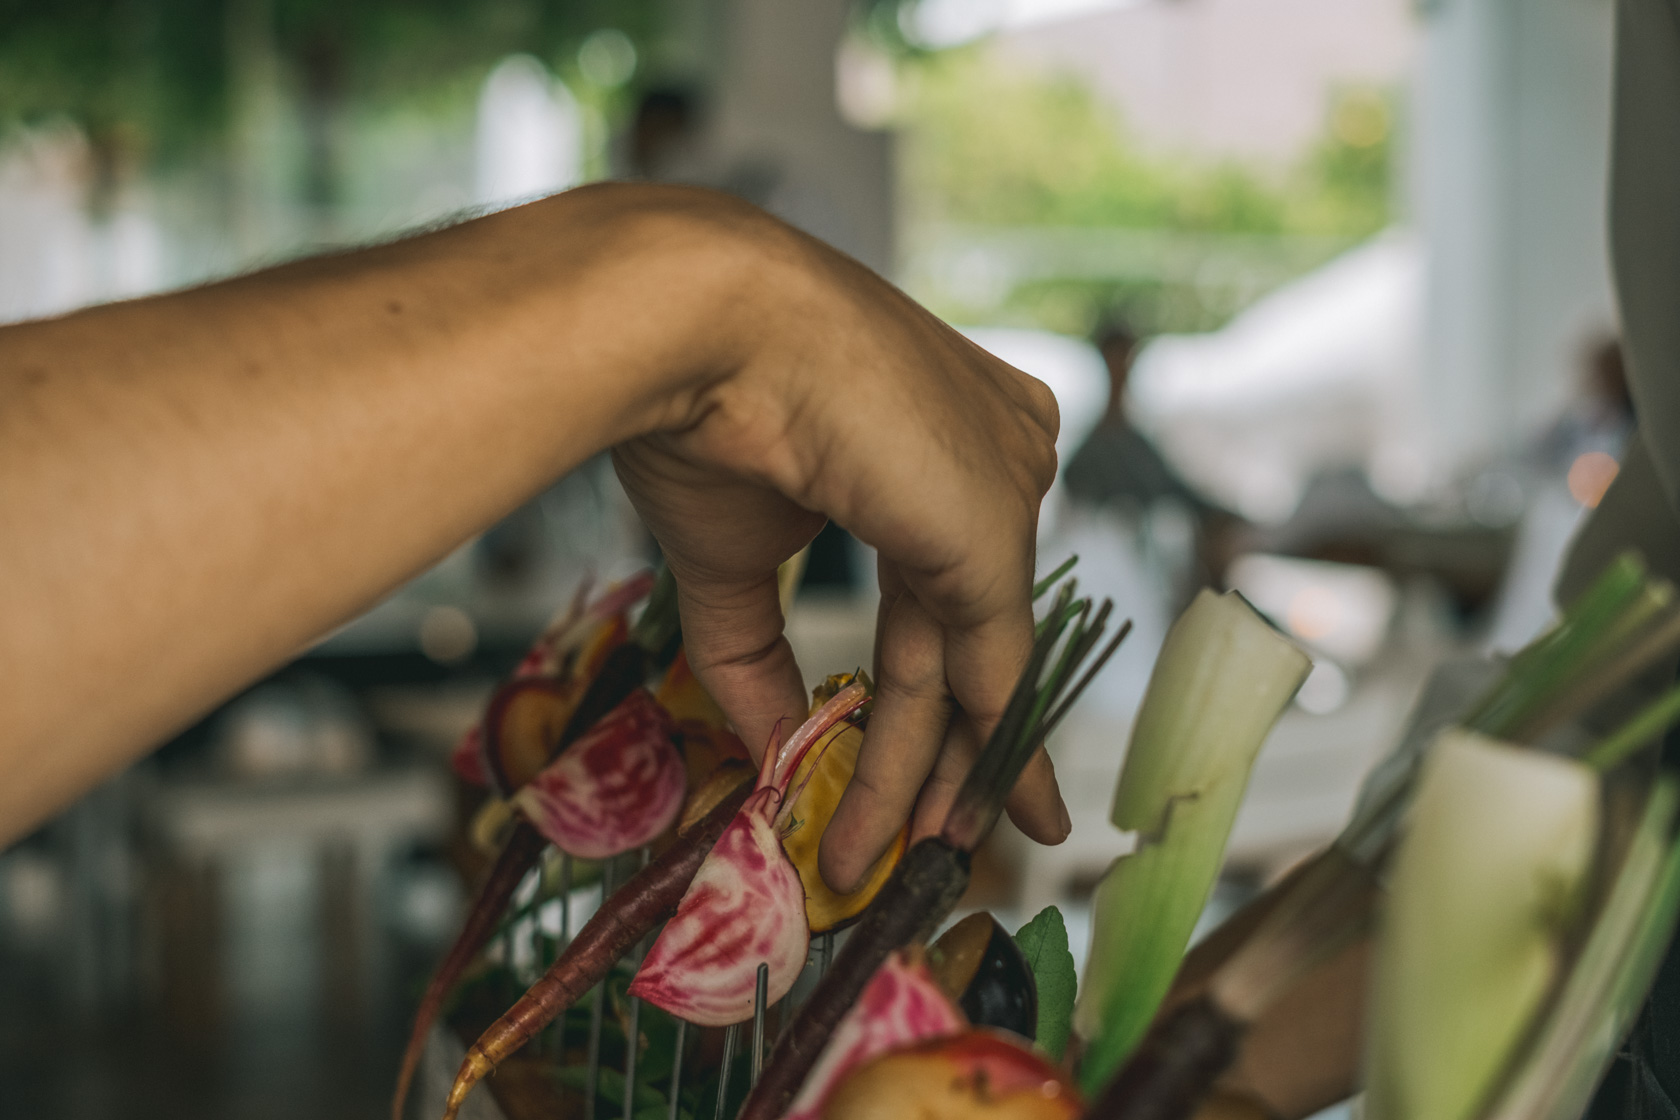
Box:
[1026,375,1061,438]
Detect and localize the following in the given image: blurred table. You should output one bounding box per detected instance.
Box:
[142,768,452,1032]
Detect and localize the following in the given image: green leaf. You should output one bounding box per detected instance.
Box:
[1014,905,1077,1060]
[554,1066,667,1114]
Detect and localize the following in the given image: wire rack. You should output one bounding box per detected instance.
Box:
[483,845,835,1120]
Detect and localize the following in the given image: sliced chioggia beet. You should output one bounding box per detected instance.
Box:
[629,681,872,1025]
[1365,731,1600,1120]
[450,572,650,790]
[512,688,685,859]
[782,947,967,1120]
[1075,588,1310,1093]
[823,1029,1082,1120]
[625,784,810,1024]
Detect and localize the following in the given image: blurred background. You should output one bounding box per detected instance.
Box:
[0,0,1627,1117]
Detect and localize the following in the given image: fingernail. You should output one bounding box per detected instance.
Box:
[1057,797,1073,841]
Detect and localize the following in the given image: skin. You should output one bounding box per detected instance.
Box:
[0,182,1067,886]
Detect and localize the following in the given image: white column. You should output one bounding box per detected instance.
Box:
[707,0,896,276]
[1414,0,1617,470]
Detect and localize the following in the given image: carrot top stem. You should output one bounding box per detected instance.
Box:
[945,585,1127,852]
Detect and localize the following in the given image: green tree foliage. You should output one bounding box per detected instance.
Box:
[895,49,1395,333]
[0,0,665,160]
[900,48,1392,237]
[900,50,1289,234]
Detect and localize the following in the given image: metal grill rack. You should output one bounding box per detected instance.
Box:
[489,846,837,1120]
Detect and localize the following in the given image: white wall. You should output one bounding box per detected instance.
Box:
[994,0,1417,165]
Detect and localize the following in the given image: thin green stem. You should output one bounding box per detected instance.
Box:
[943,579,1126,851]
[1033,555,1079,601]
[1583,683,1680,771]
[1467,552,1650,738]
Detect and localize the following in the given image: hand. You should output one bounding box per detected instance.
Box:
[613,193,1069,893]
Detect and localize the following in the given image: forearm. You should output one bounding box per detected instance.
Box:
[0,182,752,843]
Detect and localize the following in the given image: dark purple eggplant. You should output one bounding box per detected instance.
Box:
[930,912,1038,1041]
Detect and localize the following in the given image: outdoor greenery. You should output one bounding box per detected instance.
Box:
[0,0,664,166]
[0,1,1396,337]
[895,47,1396,334]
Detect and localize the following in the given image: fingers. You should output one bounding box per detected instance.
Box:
[672,570,809,763]
[909,711,982,841]
[1004,745,1071,844]
[820,590,951,893]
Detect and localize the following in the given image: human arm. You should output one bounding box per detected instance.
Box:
[0,182,1066,870]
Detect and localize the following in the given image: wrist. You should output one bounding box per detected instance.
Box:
[533,182,797,446]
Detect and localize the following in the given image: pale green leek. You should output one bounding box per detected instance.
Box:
[1074,588,1310,1093]
[1481,776,1680,1120]
[1365,732,1600,1120]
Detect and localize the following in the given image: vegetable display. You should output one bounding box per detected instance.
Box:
[393,568,702,1120]
[438,771,755,1120]
[1084,551,1680,1120]
[396,548,1680,1120]
[738,579,1128,1120]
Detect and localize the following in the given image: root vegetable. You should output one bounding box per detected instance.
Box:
[438,771,755,1120]
[628,683,872,1025]
[513,688,685,859]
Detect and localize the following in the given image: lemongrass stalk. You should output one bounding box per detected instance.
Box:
[1034,555,1079,601]
[1466,552,1648,738]
[1364,732,1600,1120]
[1073,589,1310,1094]
[1583,681,1680,770]
[1517,607,1680,745]
[1480,776,1680,1120]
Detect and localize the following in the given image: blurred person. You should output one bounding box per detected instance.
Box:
[0,182,1068,898]
[1534,335,1636,477]
[626,86,706,181]
[1486,336,1640,653]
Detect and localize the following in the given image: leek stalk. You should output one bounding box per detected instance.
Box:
[1365,732,1601,1120]
[1074,589,1310,1093]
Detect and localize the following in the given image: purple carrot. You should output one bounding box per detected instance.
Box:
[438,771,755,1120]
